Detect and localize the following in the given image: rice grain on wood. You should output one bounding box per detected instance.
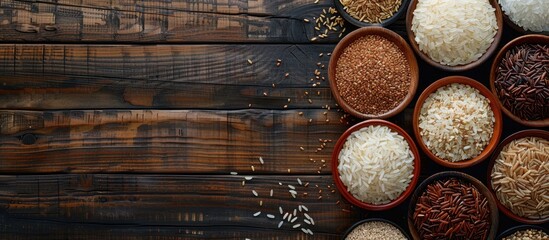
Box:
[490,136,549,219]
[335,35,411,116]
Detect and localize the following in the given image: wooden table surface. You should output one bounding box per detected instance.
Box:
[0,0,546,239]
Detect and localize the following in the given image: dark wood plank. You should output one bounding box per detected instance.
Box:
[0,44,336,110]
[0,174,362,239]
[0,109,364,174]
[0,0,354,43]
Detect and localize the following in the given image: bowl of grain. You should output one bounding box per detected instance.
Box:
[332,119,421,211]
[487,129,549,224]
[413,76,503,168]
[406,0,503,71]
[328,27,419,119]
[496,225,549,240]
[343,218,411,240]
[489,34,549,127]
[335,0,410,28]
[498,0,549,35]
[408,171,499,240]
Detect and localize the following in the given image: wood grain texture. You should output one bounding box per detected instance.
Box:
[0,44,336,110]
[0,174,362,239]
[0,109,367,174]
[0,0,356,43]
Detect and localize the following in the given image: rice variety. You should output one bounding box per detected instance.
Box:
[499,0,549,32]
[340,0,402,23]
[411,0,498,66]
[338,125,415,205]
[419,83,495,162]
[502,228,549,240]
[346,221,407,240]
[491,136,549,219]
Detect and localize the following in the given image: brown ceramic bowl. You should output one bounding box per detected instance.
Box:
[486,129,549,224]
[328,27,419,119]
[343,218,412,239]
[489,34,549,127]
[496,225,549,240]
[406,0,503,72]
[412,76,503,168]
[332,119,421,211]
[407,171,499,240]
[335,0,410,28]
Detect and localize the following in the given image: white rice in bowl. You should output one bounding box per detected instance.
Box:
[411,0,498,66]
[499,0,549,32]
[419,83,495,162]
[338,125,415,205]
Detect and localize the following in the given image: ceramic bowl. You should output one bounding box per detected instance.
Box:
[335,0,410,28]
[328,27,419,119]
[412,76,503,168]
[406,0,503,71]
[332,119,421,211]
[486,129,549,224]
[489,34,549,127]
[407,171,499,240]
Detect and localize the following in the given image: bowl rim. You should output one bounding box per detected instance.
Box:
[486,129,549,224]
[328,26,419,119]
[342,218,412,240]
[407,171,499,240]
[334,0,410,28]
[331,119,421,211]
[496,224,549,240]
[489,34,549,127]
[412,76,503,168]
[405,0,503,72]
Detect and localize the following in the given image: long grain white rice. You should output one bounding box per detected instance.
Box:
[267,214,275,219]
[252,190,258,197]
[418,83,495,162]
[291,216,298,223]
[411,0,498,66]
[253,211,261,217]
[499,0,549,32]
[338,125,415,205]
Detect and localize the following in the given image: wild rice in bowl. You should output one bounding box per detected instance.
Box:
[346,221,407,240]
[338,125,414,205]
[419,83,495,162]
[491,137,549,220]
